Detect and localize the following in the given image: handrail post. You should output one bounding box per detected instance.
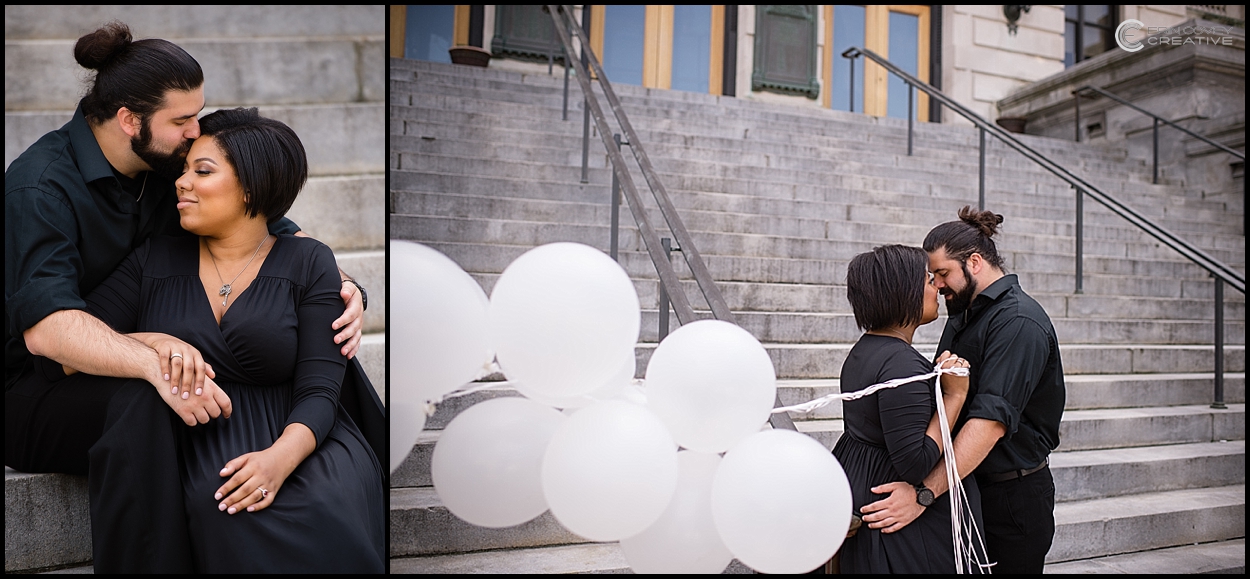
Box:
[1212,277,1226,409]
[848,56,855,113]
[581,102,591,183]
[907,84,914,156]
[1152,118,1159,184]
[563,57,570,121]
[658,237,675,340]
[978,127,986,210]
[1073,90,1081,142]
[609,133,623,261]
[1075,187,1084,294]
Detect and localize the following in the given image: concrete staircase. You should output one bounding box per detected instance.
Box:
[3,6,384,572]
[390,57,1245,573]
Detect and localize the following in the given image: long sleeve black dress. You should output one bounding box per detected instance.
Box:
[831,334,982,574]
[82,234,385,573]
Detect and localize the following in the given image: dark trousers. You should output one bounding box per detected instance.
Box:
[977,464,1056,574]
[6,368,193,573]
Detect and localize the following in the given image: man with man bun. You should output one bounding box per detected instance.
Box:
[859,206,1066,574]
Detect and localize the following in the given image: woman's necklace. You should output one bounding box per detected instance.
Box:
[206,234,270,306]
[879,327,912,344]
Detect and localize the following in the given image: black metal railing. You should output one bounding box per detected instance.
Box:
[546,5,796,430]
[842,47,1244,408]
[1073,85,1246,184]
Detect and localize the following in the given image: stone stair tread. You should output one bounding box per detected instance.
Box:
[1042,538,1245,574]
[390,541,756,574]
[1051,439,1245,469]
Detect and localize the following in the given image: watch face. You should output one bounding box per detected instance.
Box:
[917,487,935,507]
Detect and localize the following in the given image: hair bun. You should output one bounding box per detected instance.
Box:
[957,205,1004,238]
[74,21,133,70]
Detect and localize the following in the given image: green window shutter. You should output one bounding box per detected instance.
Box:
[751,5,819,99]
[491,5,564,63]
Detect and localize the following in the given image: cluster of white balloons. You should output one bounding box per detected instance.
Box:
[391,240,853,574]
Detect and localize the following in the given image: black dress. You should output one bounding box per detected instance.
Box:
[831,334,982,574]
[82,234,385,573]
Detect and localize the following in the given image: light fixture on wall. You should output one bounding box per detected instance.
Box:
[1004,5,1031,36]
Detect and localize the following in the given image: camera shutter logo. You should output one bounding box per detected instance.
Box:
[1116,19,1145,52]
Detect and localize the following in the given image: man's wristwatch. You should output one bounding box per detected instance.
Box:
[915,484,935,507]
[343,278,368,311]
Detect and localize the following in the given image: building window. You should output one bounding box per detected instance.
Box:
[1065,5,1117,67]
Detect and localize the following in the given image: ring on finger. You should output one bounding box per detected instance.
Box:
[259,487,269,500]
[171,352,184,360]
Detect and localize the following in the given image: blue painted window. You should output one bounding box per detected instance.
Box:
[886,11,919,120]
[830,5,865,112]
[603,5,646,86]
[407,5,454,63]
[671,5,711,93]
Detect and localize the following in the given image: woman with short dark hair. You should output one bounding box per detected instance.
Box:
[830,244,977,573]
[74,107,385,572]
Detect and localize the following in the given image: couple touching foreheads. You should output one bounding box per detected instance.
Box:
[5,22,385,573]
[828,207,1066,574]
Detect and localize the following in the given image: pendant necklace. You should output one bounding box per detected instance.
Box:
[135,172,149,202]
[206,235,270,306]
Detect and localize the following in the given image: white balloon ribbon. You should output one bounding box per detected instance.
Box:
[771,363,994,574]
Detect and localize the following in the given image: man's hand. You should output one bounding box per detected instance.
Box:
[162,375,232,426]
[334,280,363,359]
[861,482,925,533]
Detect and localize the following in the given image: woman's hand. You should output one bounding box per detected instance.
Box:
[937,350,969,399]
[133,332,216,399]
[215,423,316,514]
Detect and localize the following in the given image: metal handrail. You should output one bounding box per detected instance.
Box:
[545,5,797,429]
[1074,85,1245,159]
[842,47,1245,294]
[843,46,1242,408]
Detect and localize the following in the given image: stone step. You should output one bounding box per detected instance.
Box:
[7,103,384,176]
[400,223,1240,295]
[358,332,386,404]
[391,384,1244,489]
[465,269,1245,322]
[395,187,1244,252]
[289,174,385,250]
[417,240,1238,305]
[4,470,91,573]
[390,541,754,574]
[631,309,1245,346]
[6,6,384,40]
[1043,538,1245,574]
[5,34,383,113]
[1047,484,1245,564]
[394,168,1245,255]
[389,480,1246,564]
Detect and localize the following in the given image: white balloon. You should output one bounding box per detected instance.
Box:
[490,243,641,399]
[517,347,635,409]
[621,451,734,574]
[389,402,427,473]
[645,320,777,453]
[541,400,678,541]
[710,429,853,574]
[389,240,492,404]
[431,397,567,528]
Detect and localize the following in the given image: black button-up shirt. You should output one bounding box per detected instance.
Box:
[5,106,297,385]
[937,274,1065,474]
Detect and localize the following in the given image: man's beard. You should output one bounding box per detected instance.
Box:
[131,120,192,181]
[942,262,978,317]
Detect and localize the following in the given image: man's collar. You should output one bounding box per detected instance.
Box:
[66,104,120,185]
[976,273,1018,303]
